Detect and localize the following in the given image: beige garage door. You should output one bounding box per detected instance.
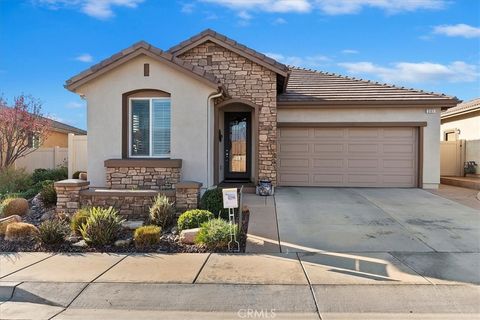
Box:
[278,127,418,187]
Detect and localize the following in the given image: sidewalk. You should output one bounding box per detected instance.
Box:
[1,252,479,319]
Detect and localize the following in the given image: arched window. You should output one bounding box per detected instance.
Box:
[123,90,171,158]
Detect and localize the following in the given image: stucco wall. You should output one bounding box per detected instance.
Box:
[75,55,217,187]
[43,131,68,147]
[440,112,480,141]
[441,112,480,173]
[278,107,441,188]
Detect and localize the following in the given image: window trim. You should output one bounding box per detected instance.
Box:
[128,97,171,158]
[443,128,459,141]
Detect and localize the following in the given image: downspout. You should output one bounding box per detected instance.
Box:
[207,88,223,188]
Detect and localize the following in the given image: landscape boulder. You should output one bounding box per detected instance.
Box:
[4,222,39,241]
[179,228,200,244]
[2,198,29,217]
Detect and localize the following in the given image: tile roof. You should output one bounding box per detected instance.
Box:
[65,41,221,91]
[442,97,480,118]
[168,29,290,77]
[278,67,460,106]
[48,117,87,135]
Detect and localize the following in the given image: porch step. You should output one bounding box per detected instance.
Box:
[440,176,480,190]
[218,182,256,194]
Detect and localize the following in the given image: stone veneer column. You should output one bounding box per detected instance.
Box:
[178,42,278,184]
[175,181,203,212]
[54,179,90,215]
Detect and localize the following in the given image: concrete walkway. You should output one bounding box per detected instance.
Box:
[1,252,479,319]
[428,184,480,210]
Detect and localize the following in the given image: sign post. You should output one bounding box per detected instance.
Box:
[222,188,240,252]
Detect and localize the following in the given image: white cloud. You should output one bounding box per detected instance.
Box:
[181,2,195,14]
[265,52,330,68]
[65,101,84,109]
[200,0,445,15]
[433,24,480,38]
[315,0,446,15]
[238,10,252,20]
[342,49,358,54]
[75,53,93,62]
[339,61,478,83]
[201,0,311,13]
[35,0,144,19]
[272,17,287,25]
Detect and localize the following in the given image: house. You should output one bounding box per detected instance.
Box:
[440,98,480,174]
[14,117,86,173]
[40,118,87,148]
[64,29,459,192]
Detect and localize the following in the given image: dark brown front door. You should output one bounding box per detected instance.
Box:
[224,112,251,181]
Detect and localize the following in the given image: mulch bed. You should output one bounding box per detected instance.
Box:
[0,206,250,254]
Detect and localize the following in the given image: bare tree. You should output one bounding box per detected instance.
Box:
[0,95,51,169]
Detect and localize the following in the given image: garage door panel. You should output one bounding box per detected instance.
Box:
[278,126,417,188]
[279,158,310,168]
[314,128,345,138]
[383,144,415,154]
[279,128,310,138]
[313,159,344,168]
[314,143,344,153]
[279,143,309,153]
[383,159,415,169]
[348,144,378,153]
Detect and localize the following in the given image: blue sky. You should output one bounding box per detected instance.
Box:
[1,0,479,130]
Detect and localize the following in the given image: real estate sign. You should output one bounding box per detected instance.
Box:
[222,188,238,209]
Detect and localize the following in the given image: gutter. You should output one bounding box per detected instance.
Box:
[207,88,224,188]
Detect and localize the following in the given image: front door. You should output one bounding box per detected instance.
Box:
[224,112,251,181]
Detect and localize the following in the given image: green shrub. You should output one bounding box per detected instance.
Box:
[134,225,161,248]
[39,180,57,207]
[32,167,67,185]
[37,219,69,245]
[0,167,32,197]
[195,218,236,250]
[79,207,124,246]
[1,198,29,217]
[70,208,91,235]
[200,188,228,219]
[149,194,174,228]
[177,209,214,231]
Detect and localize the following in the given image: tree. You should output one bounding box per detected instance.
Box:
[0,95,51,169]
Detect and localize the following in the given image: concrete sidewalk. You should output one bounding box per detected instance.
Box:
[1,252,479,319]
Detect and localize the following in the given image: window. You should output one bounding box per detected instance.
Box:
[129,98,171,157]
[444,129,458,141]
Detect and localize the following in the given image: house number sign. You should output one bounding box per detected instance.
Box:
[222,188,240,252]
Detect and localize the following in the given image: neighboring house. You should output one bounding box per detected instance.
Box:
[15,118,86,172]
[440,98,480,174]
[65,29,458,190]
[40,118,87,148]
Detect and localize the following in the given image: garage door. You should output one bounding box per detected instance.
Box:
[277,127,418,187]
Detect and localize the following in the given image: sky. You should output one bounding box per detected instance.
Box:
[0,0,479,130]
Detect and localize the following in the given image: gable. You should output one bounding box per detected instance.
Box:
[65,41,220,92]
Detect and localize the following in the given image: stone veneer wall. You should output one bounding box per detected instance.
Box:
[55,179,202,220]
[178,41,278,184]
[106,167,181,190]
[79,190,175,220]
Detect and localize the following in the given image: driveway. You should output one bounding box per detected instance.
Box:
[275,187,480,253]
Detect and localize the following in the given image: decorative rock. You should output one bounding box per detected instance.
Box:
[72,239,88,248]
[66,235,81,243]
[179,228,200,244]
[0,215,22,235]
[79,172,88,180]
[114,238,132,247]
[121,220,144,230]
[1,198,29,217]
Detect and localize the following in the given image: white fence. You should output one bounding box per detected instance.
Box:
[14,134,87,178]
[68,133,88,178]
[14,147,68,173]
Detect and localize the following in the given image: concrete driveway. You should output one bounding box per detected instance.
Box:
[275,187,480,253]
